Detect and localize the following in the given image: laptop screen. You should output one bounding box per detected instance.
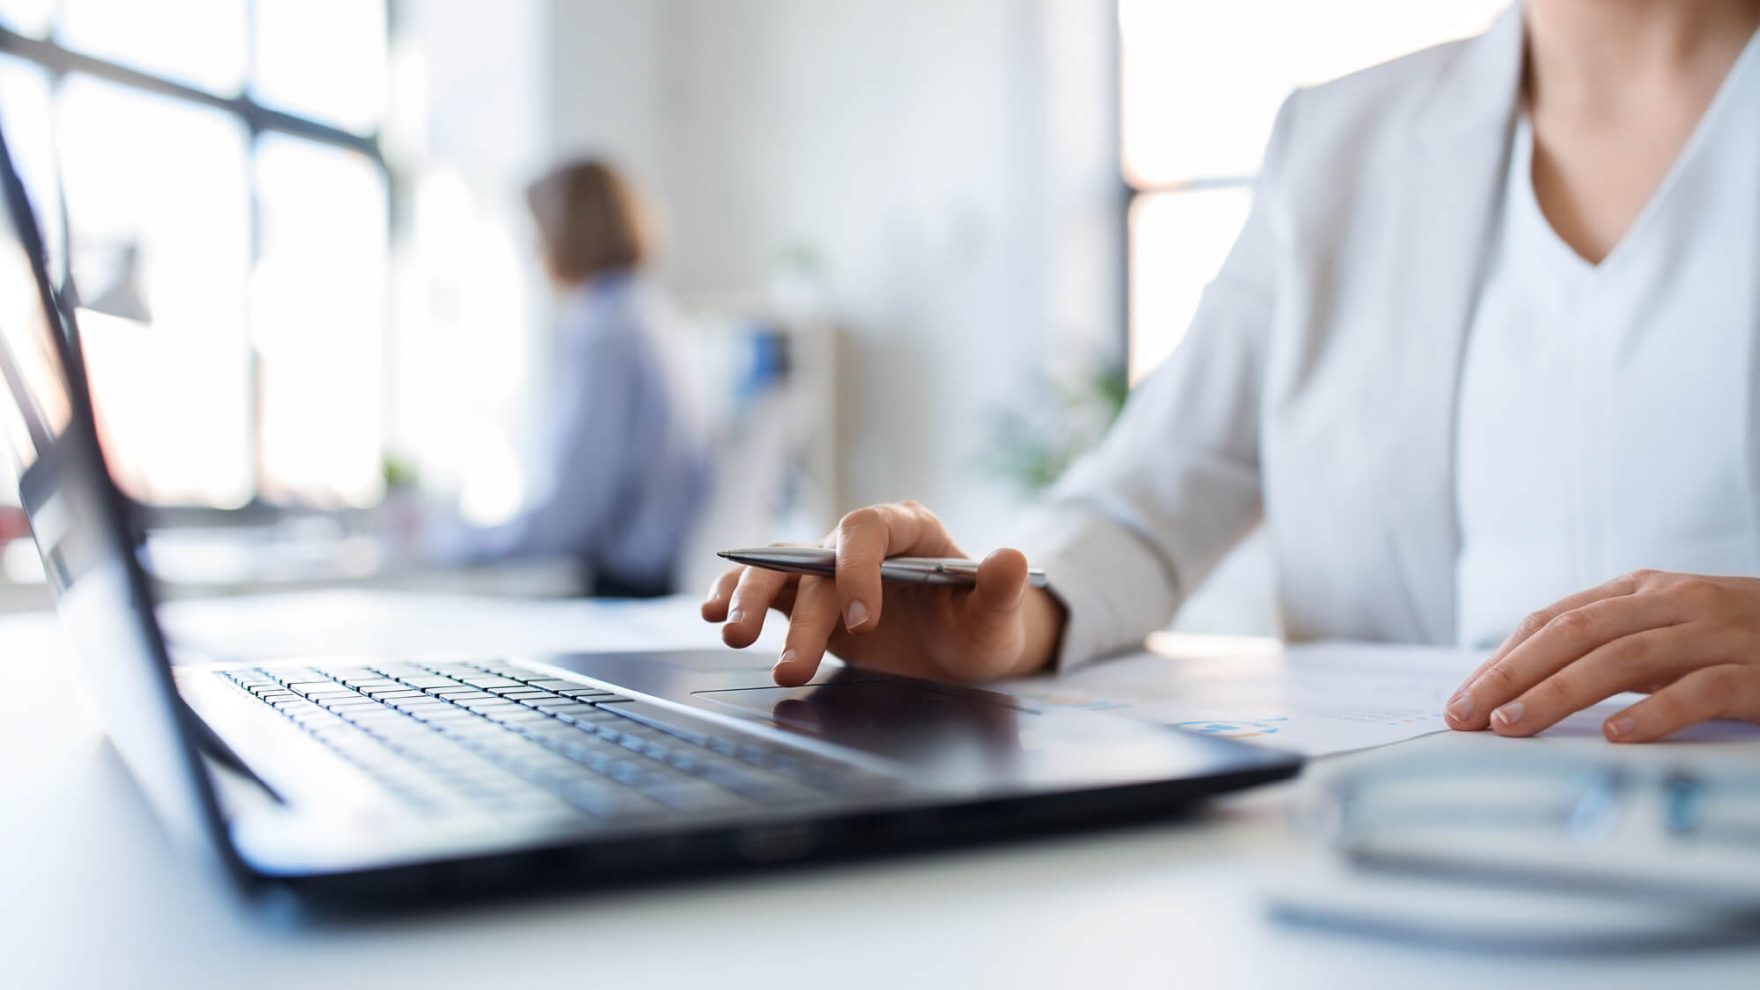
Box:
[0,123,224,853]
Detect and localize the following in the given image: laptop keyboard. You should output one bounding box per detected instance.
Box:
[220,660,898,823]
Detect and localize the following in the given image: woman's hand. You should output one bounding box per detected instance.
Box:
[701,501,1065,686]
[1445,570,1760,742]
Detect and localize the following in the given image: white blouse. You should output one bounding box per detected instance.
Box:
[1453,31,1760,648]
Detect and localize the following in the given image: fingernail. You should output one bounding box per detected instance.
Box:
[1606,715,1635,740]
[1491,701,1525,729]
[1445,692,1475,722]
[728,608,745,624]
[845,600,870,630]
[773,649,796,677]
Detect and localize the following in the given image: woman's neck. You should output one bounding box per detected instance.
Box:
[1519,0,1760,265]
[1525,0,1760,116]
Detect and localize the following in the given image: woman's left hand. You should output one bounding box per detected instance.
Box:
[1444,570,1760,742]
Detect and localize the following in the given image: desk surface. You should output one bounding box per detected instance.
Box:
[6,606,1760,990]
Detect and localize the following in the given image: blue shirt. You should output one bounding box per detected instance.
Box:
[448,272,709,591]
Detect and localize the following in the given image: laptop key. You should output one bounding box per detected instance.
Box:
[558,687,618,699]
[282,680,335,692]
[461,676,522,689]
[530,702,594,718]
[395,675,458,688]
[412,705,476,719]
[524,678,597,691]
[342,678,401,690]
[487,709,552,725]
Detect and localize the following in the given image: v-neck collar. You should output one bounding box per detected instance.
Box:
[1507,116,1597,282]
[1517,25,1760,274]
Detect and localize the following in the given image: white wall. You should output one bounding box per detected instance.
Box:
[545,0,1123,547]
[545,0,669,186]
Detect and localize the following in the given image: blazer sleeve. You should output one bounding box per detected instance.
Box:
[1014,92,1299,669]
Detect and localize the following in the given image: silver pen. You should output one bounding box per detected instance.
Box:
[718,546,1050,589]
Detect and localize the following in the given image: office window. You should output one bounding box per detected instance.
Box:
[59,77,253,505]
[253,0,388,133]
[0,1,389,509]
[59,0,247,94]
[1120,0,1509,383]
[252,135,387,505]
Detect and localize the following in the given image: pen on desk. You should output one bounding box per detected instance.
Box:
[718,546,1051,589]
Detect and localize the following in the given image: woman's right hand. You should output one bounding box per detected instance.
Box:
[700,501,1066,686]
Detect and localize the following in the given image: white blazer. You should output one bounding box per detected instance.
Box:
[1018,5,1749,667]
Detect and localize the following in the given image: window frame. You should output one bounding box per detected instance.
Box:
[0,7,392,515]
[1115,0,1258,382]
[1121,174,1253,379]
[1115,2,1509,379]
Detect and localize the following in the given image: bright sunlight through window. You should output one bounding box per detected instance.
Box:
[1121,0,1509,383]
[0,0,389,509]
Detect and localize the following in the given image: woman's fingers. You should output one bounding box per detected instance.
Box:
[1603,663,1760,743]
[963,548,1029,641]
[831,507,898,634]
[938,548,1030,679]
[1481,625,1711,737]
[1459,571,1654,692]
[833,501,952,635]
[1447,586,1681,729]
[700,567,743,622]
[774,576,842,687]
[721,565,794,649]
[1445,572,1760,742]
[705,503,1011,681]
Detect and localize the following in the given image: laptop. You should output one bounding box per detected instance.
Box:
[0,123,1301,903]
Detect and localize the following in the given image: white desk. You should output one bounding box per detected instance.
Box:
[6,604,1760,990]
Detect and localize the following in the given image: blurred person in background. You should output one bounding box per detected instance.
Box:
[704,0,1760,741]
[437,159,708,597]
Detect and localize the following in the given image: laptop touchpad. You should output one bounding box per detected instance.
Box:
[693,677,1027,761]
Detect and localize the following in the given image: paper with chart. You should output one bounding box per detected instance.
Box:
[997,635,1489,757]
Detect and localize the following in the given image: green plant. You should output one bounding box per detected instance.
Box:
[982,351,1129,494]
[380,454,420,492]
